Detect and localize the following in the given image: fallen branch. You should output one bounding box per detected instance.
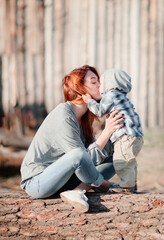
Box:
[0,128,32,150]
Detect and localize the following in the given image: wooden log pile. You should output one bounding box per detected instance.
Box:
[0,128,32,169]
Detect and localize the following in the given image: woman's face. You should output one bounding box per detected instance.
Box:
[83,71,102,101]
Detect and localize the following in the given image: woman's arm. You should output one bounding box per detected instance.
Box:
[95,110,124,151]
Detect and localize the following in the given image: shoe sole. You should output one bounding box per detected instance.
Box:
[60,193,89,213]
[111,183,137,194]
[113,188,137,194]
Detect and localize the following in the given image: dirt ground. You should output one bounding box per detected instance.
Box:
[135,128,164,193]
[0,128,164,193]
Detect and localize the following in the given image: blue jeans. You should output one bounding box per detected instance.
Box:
[25,148,115,198]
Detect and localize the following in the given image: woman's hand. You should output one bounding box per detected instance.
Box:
[82,93,92,104]
[104,110,124,136]
[96,110,124,151]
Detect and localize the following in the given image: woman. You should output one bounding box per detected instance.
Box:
[20,65,124,213]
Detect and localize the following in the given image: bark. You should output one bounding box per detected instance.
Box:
[0,190,163,239]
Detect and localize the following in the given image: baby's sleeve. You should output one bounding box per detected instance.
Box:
[88,94,114,117]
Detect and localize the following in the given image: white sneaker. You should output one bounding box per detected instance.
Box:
[107,188,116,193]
[60,190,89,213]
[111,181,121,188]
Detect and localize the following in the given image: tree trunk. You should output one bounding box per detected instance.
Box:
[0,191,163,239]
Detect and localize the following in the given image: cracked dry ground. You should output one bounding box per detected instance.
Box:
[0,190,164,240]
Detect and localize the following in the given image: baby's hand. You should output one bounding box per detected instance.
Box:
[82,93,92,104]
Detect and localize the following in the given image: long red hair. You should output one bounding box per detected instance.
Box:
[62,65,100,143]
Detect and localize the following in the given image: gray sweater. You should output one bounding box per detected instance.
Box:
[20,101,113,189]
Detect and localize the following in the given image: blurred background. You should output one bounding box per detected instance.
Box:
[0,0,164,192]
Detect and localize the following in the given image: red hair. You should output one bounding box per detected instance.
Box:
[62,65,100,143]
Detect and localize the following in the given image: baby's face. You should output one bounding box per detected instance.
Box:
[100,74,104,93]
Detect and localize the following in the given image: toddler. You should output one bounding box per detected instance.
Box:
[83,69,144,193]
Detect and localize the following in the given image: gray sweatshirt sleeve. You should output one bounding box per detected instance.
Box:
[88,93,114,117]
[87,140,113,166]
